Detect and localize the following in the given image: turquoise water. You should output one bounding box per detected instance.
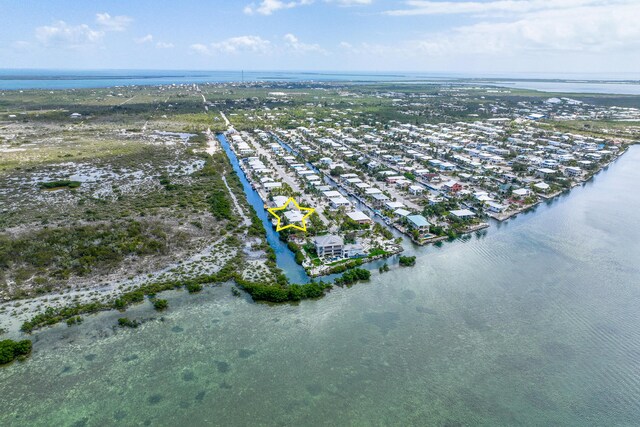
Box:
[490,81,640,95]
[1,147,639,426]
[1,69,639,94]
[0,70,446,90]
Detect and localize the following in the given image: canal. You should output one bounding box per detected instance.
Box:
[217,134,310,284]
[220,133,397,280]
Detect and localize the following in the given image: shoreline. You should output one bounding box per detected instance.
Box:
[1,84,636,344]
[3,72,640,96]
[2,147,620,338]
[486,149,627,222]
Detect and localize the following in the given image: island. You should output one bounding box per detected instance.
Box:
[0,81,638,336]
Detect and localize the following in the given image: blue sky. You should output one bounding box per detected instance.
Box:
[1,0,639,75]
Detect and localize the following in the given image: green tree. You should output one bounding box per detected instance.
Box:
[152,299,168,311]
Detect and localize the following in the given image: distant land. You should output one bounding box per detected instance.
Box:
[0,69,639,94]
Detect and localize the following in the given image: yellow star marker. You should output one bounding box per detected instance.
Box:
[267,197,315,232]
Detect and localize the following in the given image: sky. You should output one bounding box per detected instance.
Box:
[1,0,639,76]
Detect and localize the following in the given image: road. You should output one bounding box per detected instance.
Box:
[220,111,231,127]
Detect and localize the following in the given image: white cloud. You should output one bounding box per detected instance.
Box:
[244,0,314,15]
[189,43,210,55]
[283,33,327,54]
[190,36,272,55]
[243,0,369,14]
[385,0,632,16]
[156,42,175,49]
[326,1,640,73]
[338,41,392,56]
[190,34,326,57]
[32,13,133,50]
[35,21,104,48]
[212,36,271,53]
[327,0,372,5]
[95,12,133,31]
[135,34,153,44]
[406,2,640,55]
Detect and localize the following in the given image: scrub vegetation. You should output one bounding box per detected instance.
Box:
[0,339,32,365]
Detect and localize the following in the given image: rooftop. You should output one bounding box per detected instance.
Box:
[407,214,430,227]
[450,209,476,218]
[347,211,371,222]
[314,234,344,247]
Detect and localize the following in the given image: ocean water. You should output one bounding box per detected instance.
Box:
[0,147,639,426]
[490,81,640,95]
[1,69,639,94]
[0,70,444,90]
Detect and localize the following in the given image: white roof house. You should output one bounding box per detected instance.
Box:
[272,195,289,207]
[512,188,531,197]
[534,182,550,191]
[323,190,342,198]
[347,210,372,223]
[486,202,507,213]
[284,211,304,222]
[537,168,556,176]
[314,235,344,258]
[394,208,411,217]
[409,185,424,194]
[263,182,282,191]
[385,201,404,210]
[329,196,351,208]
[450,209,476,219]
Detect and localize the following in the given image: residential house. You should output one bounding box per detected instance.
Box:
[449,209,476,220]
[564,166,582,177]
[406,214,431,233]
[536,168,556,178]
[344,243,366,258]
[486,202,507,213]
[371,193,390,208]
[408,185,424,195]
[512,188,531,198]
[263,182,282,193]
[533,182,550,192]
[384,201,404,210]
[347,210,372,224]
[394,208,411,218]
[329,196,351,209]
[442,180,463,193]
[314,235,344,258]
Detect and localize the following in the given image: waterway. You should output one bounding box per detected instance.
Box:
[220,132,391,281]
[0,147,639,426]
[489,80,640,95]
[217,133,309,284]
